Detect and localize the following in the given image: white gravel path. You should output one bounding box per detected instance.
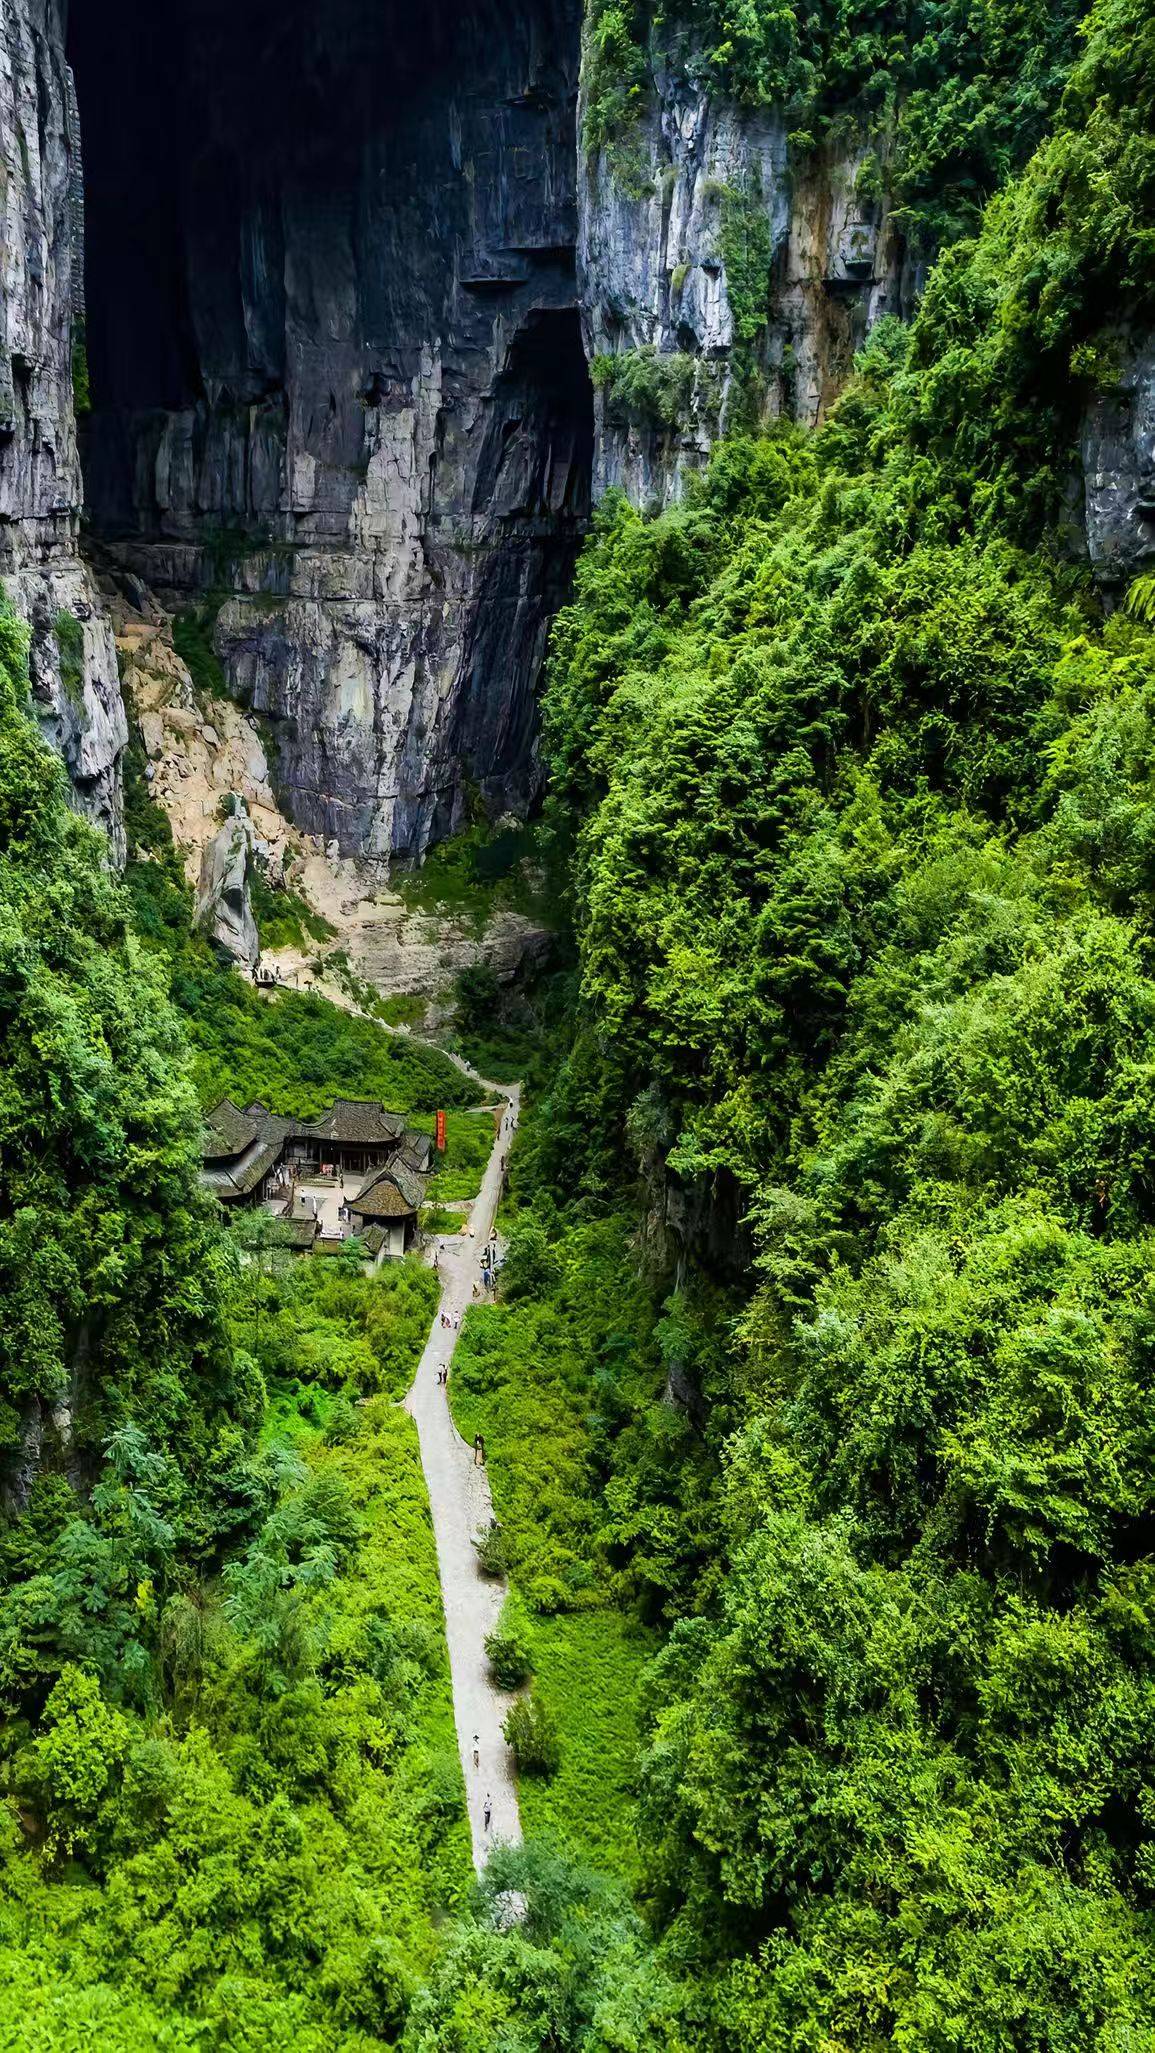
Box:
[404,1070,522,1870]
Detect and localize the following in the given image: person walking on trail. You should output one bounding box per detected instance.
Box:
[484,1794,493,1832]
[473,1735,479,1768]
[474,1433,486,1466]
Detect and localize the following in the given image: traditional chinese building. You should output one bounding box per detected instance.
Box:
[200,1096,434,1258]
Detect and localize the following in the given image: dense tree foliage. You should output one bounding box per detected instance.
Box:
[4,0,1155,2038]
[426,0,1155,2038]
[0,608,239,1535]
[0,626,469,2041]
[584,0,1087,247]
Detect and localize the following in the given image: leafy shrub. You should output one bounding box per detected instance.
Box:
[249,865,335,952]
[499,1216,562,1302]
[503,1688,561,1777]
[485,1593,536,1689]
[54,609,85,711]
[455,960,502,1034]
[171,607,227,700]
[473,1521,507,1578]
[718,178,772,341]
[421,1205,462,1237]
[590,346,697,429]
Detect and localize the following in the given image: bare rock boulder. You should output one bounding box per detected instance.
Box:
[196,801,260,970]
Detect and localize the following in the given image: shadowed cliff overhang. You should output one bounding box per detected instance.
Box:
[68,0,592,858]
[70,0,587,536]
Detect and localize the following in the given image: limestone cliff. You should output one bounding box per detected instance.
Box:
[578,51,913,504]
[0,0,125,855]
[0,0,1136,893]
[118,598,552,1003]
[72,0,592,865]
[1081,337,1155,592]
[196,801,260,970]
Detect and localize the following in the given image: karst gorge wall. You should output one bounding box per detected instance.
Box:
[7,0,1102,874]
[0,0,125,855]
[71,0,593,863]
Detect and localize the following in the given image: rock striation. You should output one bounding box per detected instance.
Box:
[578,55,913,504]
[119,597,553,1003]
[73,0,592,864]
[0,0,1141,880]
[0,0,125,856]
[196,799,260,970]
[1081,337,1155,592]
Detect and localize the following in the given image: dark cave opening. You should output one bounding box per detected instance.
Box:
[455,306,593,820]
[68,0,590,541]
[474,311,593,528]
[67,0,593,855]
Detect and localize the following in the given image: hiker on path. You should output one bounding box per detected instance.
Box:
[473,1735,479,1768]
[484,1794,492,1832]
[474,1434,486,1466]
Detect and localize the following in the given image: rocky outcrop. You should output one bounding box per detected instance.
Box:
[196,801,260,970]
[120,597,552,1003]
[0,0,125,855]
[73,0,591,865]
[578,54,912,503]
[1081,336,1155,590]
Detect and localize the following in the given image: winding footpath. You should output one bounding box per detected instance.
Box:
[404,1064,522,1869]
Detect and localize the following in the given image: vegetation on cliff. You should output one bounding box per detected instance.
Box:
[122,734,478,1119]
[0,615,468,2042]
[418,0,1155,2039]
[584,0,1087,248]
[2,0,1154,2041]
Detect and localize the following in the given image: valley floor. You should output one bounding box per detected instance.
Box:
[405,1072,523,1865]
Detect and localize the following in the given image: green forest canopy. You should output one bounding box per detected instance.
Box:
[2,0,1155,2040]
[451,0,1155,2036]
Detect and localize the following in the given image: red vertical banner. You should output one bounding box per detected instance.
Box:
[435,1109,446,1152]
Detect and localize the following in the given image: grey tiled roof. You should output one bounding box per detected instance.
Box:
[399,1129,435,1173]
[303,1099,406,1146]
[351,1157,427,1213]
[205,1138,284,1200]
[349,1176,412,1221]
[280,1217,319,1249]
[203,1098,259,1160]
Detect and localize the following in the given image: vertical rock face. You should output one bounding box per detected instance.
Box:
[73,0,592,863]
[196,800,260,970]
[0,0,125,856]
[578,57,913,504]
[1081,337,1155,590]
